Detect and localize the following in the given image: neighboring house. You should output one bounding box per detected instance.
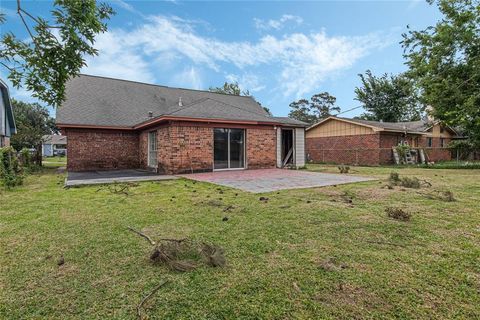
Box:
[56,75,307,173]
[306,116,461,165]
[42,135,67,157]
[0,79,16,148]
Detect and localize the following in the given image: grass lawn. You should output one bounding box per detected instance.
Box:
[42,156,67,167]
[1,165,479,319]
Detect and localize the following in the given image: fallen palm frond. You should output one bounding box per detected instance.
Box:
[385,207,411,221]
[128,227,226,272]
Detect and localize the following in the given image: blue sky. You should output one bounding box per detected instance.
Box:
[1,0,440,117]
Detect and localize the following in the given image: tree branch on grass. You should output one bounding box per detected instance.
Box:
[127,227,156,246]
[137,280,169,320]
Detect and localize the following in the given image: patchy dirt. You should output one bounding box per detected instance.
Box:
[316,283,385,311]
[356,187,394,201]
[317,257,348,272]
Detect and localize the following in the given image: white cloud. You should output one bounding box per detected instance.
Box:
[83,15,393,97]
[172,66,203,90]
[226,73,265,93]
[82,31,155,83]
[111,0,144,17]
[254,14,303,31]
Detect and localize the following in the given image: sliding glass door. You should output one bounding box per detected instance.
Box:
[214,128,245,170]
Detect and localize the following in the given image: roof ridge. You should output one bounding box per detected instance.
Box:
[203,97,272,118]
[166,96,271,119]
[77,74,258,100]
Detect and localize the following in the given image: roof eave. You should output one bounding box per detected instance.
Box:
[134,115,282,129]
[57,116,284,131]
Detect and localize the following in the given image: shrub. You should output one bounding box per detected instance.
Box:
[442,191,455,202]
[385,207,411,221]
[448,140,475,160]
[389,172,400,184]
[19,148,34,172]
[0,147,23,189]
[400,177,421,189]
[338,165,350,174]
[388,172,423,189]
[395,144,411,163]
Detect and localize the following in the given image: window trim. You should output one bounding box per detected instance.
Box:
[427,137,433,148]
[213,128,246,171]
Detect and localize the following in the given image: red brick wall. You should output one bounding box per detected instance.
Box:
[138,122,277,174]
[247,127,277,169]
[65,128,140,171]
[306,131,453,165]
[0,136,10,147]
[418,136,452,162]
[306,134,381,165]
[67,122,278,173]
[153,124,214,174]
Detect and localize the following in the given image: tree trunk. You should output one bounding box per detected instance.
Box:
[35,143,42,166]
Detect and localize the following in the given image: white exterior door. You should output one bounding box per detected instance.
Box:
[147,131,158,168]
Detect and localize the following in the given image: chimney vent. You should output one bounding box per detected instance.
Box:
[148,111,153,118]
[178,97,183,107]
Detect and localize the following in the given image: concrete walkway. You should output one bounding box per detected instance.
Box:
[65,169,177,187]
[179,169,374,193]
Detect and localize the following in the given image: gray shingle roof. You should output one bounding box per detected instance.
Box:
[43,134,67,145]
[338,117,427,133]
[273,117,309,126]
[57,74,306,127]
[309,116,459,136]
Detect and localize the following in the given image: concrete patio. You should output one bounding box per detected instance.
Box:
[179,169,374,193]
[65,169,177,187]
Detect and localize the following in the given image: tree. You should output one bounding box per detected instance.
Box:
[0,0,114,107]
[209,82,250,96]
[288,92,340,125]
[209,81,272,115]
[402,0,480,144]
[355,70,423,122]
[10,99,57,165]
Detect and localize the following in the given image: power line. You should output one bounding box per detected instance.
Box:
[334,105,363,116]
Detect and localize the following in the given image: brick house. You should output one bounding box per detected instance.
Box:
[0,79,16,148]
[57,75,307,174]
[305,116,461,165]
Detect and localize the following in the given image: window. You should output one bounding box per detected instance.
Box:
[148,131,157,167]
[427,137,433,148]
[440,138,446,148]
[213,128,245,170]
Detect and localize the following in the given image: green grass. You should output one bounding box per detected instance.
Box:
[42,156,67,167]
[420,160,480,170]
[1,165,479,319]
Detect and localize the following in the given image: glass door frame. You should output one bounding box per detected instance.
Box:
[213,128,246,171]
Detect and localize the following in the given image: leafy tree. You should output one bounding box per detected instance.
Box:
[288,92,340,125]
[0,0,114,107]
[209,81,272,115]
[209,82,250,96]
[402,0,480,144]
[355,70,423,122]
[10,99,57,165]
